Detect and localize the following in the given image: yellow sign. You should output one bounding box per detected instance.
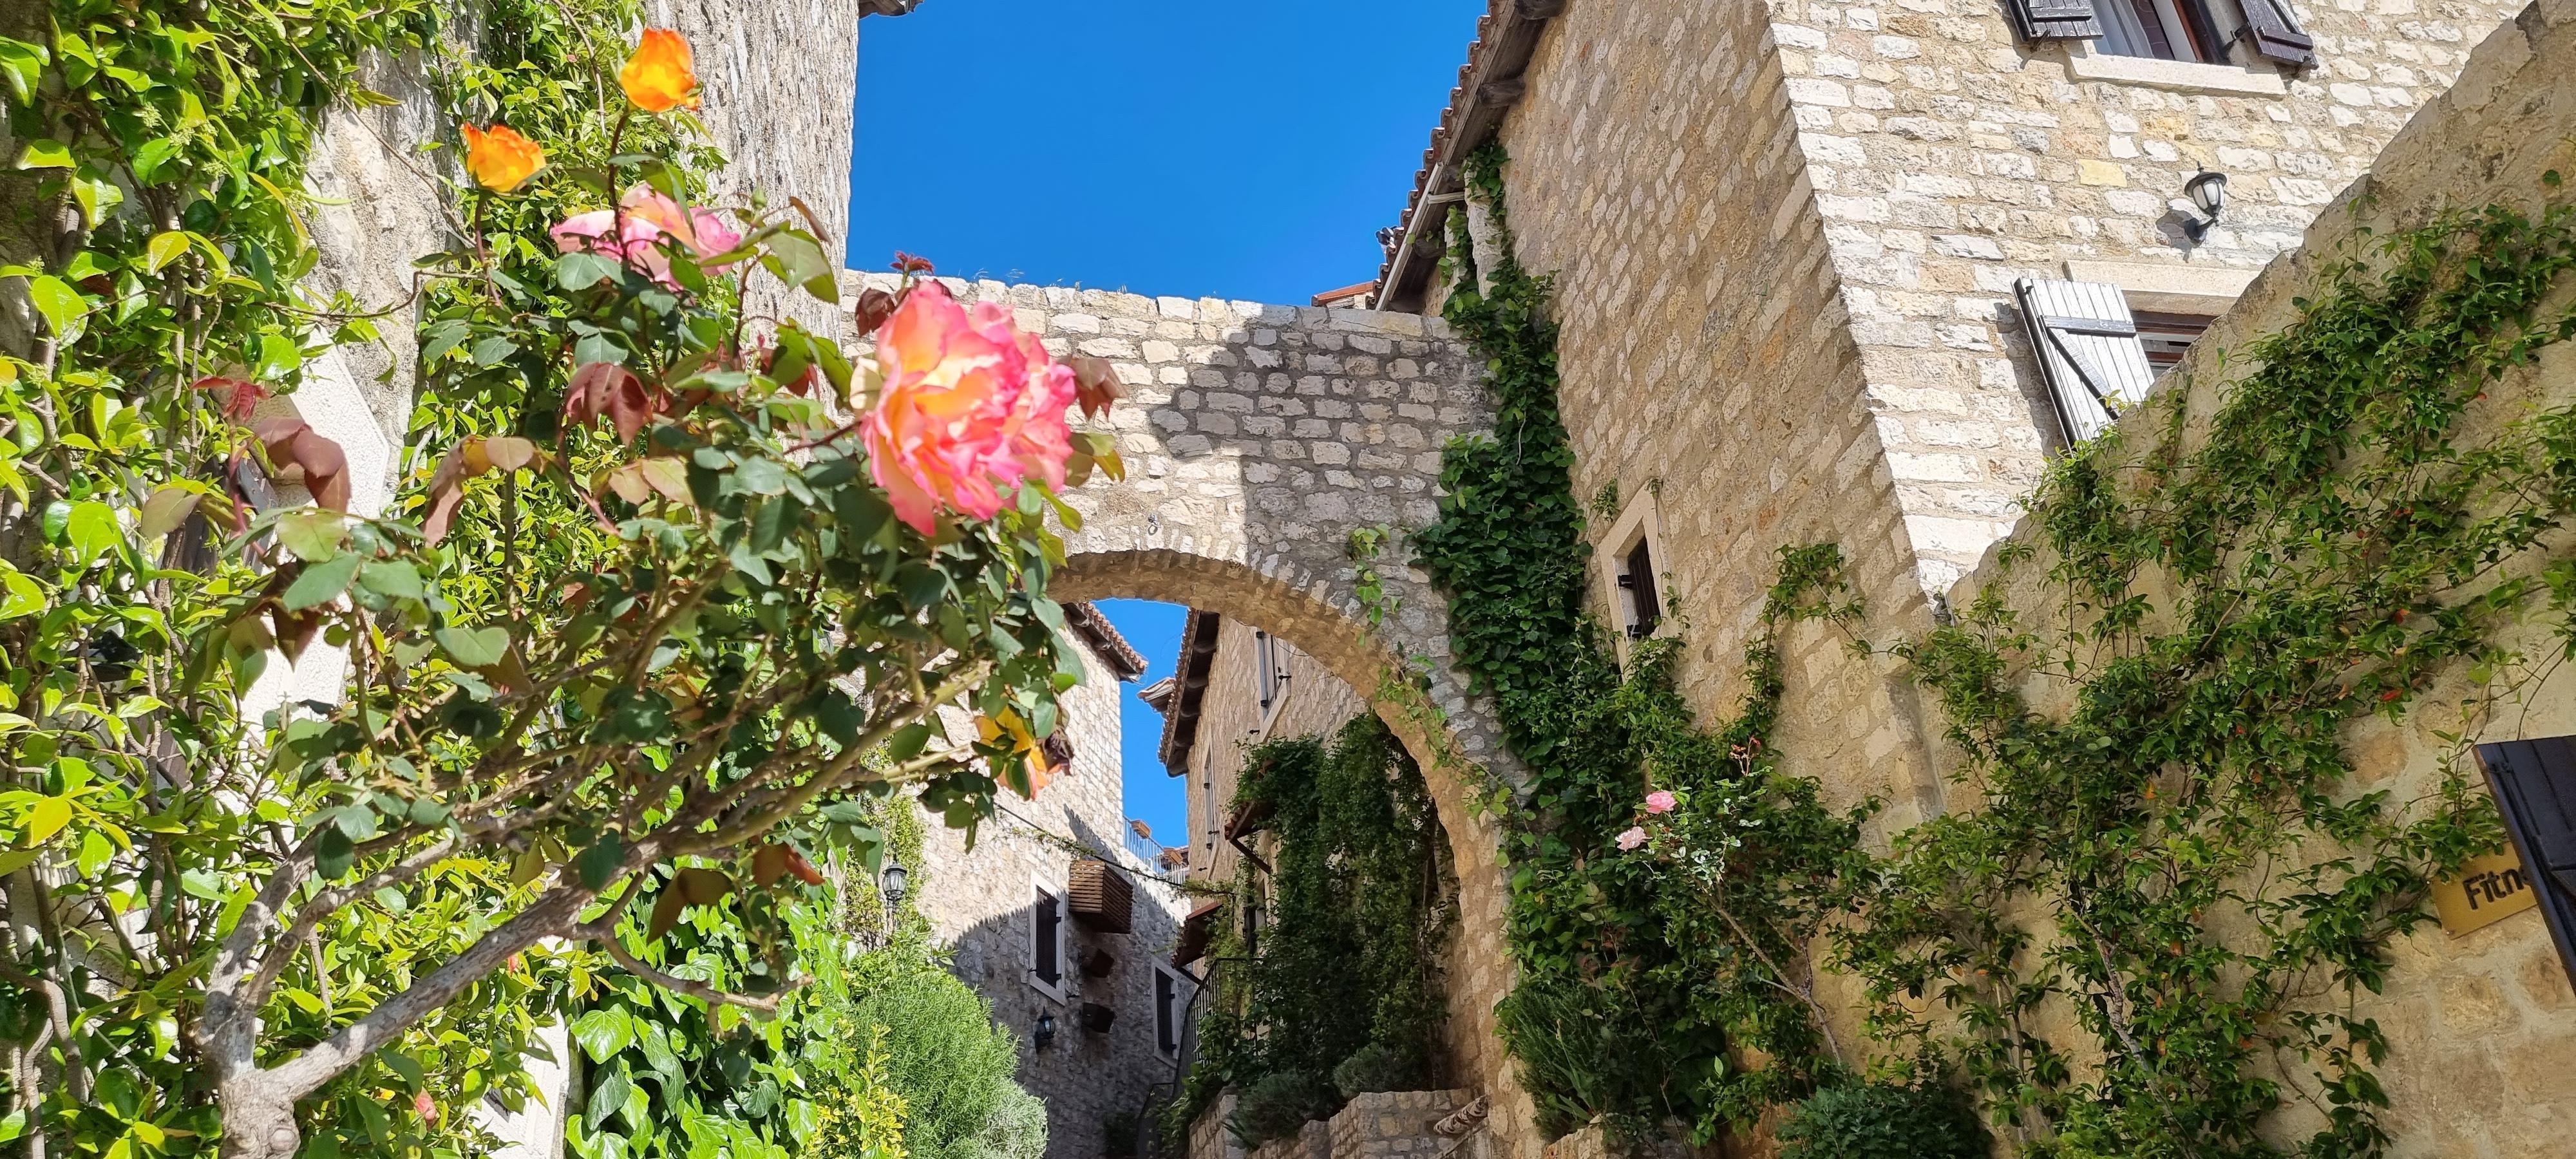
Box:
[2434,849,2539,936]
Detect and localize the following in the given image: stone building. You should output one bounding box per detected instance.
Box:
[1148,610,1368,888]
[1339,1,2576,1156]
[909,604,1200,1159]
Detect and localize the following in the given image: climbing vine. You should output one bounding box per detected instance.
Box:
[1413,144,1873,1141]
[1168,715,1456,1147]
[1836,192,2576,1158]
[1422,140,2576,1158]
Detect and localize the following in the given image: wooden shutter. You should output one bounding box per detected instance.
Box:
[2015,277,2159,446]
[1032,886,1062,985]
[1068,857,1135,933]
[2004,0,2102,41]
[2237,0,2316,68]
[2474,738,2576,979]
[1155,968,1179,1055]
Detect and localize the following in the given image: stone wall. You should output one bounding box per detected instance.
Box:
[914,639,1193,1159]
[1490,0,1955,836]
[1766,0,2528,594]
[1764,6,2576,1154]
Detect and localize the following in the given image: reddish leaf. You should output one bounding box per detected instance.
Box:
[270,603,324,663]
[251,418,352,513]
[1068,355,1124,420]
[782,849,824,886]
[852,287,900,335]
[891,251,934,276]
[647,887,688,940]
[565,361,653,443]
[422,446,471,547]
[749,843,789,887]
[193,376,271,420]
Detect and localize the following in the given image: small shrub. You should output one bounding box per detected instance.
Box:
[1776,1083,1986,1159]
[846,965,1025,1159]
[1227,1072,1336,1147]
[971,1082,1049,1159]
[1331,1042,1426,1098]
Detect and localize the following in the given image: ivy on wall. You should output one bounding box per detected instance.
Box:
[1165,715,1457,1148]
[1837,193,2576,1158]
[1419,141,2576,1158]
[1412,144,1873,1140]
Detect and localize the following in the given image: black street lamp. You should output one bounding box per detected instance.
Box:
[2183,169,2229,242]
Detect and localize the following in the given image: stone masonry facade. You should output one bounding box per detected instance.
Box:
[1767,0,2528,596]
[913,636,1193,1159]
[1453,1,2576,1155]
[1173,618,1368,887]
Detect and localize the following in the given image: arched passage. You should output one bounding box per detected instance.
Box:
[855,273,1543,1156]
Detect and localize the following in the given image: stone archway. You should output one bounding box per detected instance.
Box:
[854,274,1543,1156]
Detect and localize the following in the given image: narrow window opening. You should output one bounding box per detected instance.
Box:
[1031,884,1063,988]
[1620,538,1661,638]
[2098,0,2228,63]
[1153,966,1181,1058]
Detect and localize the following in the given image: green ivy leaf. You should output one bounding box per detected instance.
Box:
[12,138,71,169]
[571,1007,633,1064]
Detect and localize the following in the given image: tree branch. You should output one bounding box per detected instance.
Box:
[572,918,799,1015]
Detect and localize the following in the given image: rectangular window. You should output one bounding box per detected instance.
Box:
[2097,0,2226,63]
[1153,963,1184,1059]
[2135,311,2216,374]
[1620,538,1661,639]
[1254,630,1282,711]
[2474,738,2576,981]
[1030,882,1065,993]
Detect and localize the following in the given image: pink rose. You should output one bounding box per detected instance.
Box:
[863,283,1077,532]
[1615,826,1647,852]
[550,186,743,287]
[1643,790,1677,815]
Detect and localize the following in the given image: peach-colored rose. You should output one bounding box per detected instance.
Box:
[549,186,742,288]
[1615,826,1648,852]
[862,283,1077,532]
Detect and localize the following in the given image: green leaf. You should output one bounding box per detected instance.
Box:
[357,561,424,600]
[64,500,118,568]
[571,1007,634,1064]
[574,833,624,889]
[470,335,518,367]
[434,625,510,668]
[315,826,355,879]
[12,138,71,169]
[0,567,46,621]
[281,553,362,610]
[144,231,191,274]
[26,276,88,342]
[762,232,836,303]
[585,1068,632,1133]
[137,486,200,540]
[22,796,72,844]
[728,457,790,496]
[274,510,348,562]
[255,332,303,379]
[557,252,620,291]
[0,38,46,103]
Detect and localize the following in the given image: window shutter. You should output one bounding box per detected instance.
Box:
[1032,887,1063,985]
[2003,0,2102,41]
[2475,738,2576,979]
[2237,0,2316,68]
[2014,277,2159,446]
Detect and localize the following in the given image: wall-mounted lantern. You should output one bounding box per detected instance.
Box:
[1032,1012,1057,1052]
[2183,169,2229,242]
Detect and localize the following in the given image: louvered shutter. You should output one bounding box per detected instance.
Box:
[2237,0,2316,68]
[2003,0,2103,41]
[2014,278,2159,446]
[2475,738,2576,979]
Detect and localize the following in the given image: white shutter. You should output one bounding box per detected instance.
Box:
[2014,277,2157,446]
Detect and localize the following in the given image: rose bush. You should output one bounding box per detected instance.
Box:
[0,13,1120,1159]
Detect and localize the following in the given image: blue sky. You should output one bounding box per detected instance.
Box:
[853,0,1484,842]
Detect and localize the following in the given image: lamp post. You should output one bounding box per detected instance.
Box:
[2182,169,2228,242]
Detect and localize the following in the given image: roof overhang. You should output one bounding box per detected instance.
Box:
[1374,0,1561,314]
[1156,609,1224,776]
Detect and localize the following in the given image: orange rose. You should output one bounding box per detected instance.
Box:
[620,29,700,112]
[460,123,545,192]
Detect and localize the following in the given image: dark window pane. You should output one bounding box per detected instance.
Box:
[1034,887,1061,985]
[2476,737,2576,981]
